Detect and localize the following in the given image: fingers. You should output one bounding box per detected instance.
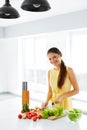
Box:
[41,102,46,109]
[54,96,62,104]
[54,100,60,104]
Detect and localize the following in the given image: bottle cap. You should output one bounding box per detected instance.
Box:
[22,81,28,90]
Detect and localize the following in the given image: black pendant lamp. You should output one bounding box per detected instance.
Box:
[0,0,20,19]
[21,0,51,12]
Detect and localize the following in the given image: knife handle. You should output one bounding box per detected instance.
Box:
[52,102,54,105]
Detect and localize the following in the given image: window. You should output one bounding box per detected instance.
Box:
[70,31,87,74]
[70,30,87,111]
[21,37,48,101]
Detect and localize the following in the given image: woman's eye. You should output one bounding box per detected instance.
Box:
[53,56,57,59]
[49,58,51,61]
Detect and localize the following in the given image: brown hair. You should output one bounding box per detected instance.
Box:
[47,47,67,88]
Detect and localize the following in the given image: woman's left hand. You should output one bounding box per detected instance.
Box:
[54,96,62,104]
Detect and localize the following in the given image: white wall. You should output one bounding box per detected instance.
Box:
[0,28,4,38]
[0,39,8,92]
[0,38,19,94]
[4,9,87,38]
[7,39,19,94]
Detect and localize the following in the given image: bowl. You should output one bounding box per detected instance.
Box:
[68,109,82,122]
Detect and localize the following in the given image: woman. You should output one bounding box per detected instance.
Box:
[41,47,79,110]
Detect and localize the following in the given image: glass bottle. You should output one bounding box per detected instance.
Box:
[22,81,30,107]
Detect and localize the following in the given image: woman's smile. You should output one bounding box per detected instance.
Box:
[48,52,61,67]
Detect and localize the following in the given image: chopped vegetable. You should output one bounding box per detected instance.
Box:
[42,107,63,119]
[23,104,29,112]
[68,108,82,122]
[22,113,26,119]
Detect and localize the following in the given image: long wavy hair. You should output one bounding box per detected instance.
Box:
[47,47,67,88]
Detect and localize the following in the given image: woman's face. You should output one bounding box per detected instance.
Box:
[48,52,61,67]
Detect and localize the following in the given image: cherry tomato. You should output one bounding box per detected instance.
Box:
[18,114,22,119]
[21,109,25,113]
[28,114,32,119]
[37,114,42,119]
[32,116,37,121]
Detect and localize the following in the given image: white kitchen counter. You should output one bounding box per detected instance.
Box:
[0,96,87,130]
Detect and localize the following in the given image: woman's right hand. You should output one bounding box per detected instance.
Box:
[41,102,48,109]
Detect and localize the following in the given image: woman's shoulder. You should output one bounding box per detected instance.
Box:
[48,68,54,71]
[48,69,53,77]
[48,69,51,73]
[48,68,55,74]
[66,66,73,71]
[66,66,74,75]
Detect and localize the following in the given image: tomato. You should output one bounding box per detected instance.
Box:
[21,109,25,113]
[37,114,42,119]
[32,116,37,121]
[18,114,22,119]
[27,114,32,119]
[31,112,37,117]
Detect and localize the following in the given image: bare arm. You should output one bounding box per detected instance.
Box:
[54,67,79,104]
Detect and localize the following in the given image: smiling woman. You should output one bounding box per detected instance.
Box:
[41,47,79,110]
[0,30,87,130]
[17,31,87,107]
[0,31,86,112]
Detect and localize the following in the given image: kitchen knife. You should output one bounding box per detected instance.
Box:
[48,102,55,109]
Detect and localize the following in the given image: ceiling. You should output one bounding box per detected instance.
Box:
[0,0,87,27]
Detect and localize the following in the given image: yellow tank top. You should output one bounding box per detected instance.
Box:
[49,67,72,110]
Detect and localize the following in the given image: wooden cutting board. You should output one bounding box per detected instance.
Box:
[48,113,66,120]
